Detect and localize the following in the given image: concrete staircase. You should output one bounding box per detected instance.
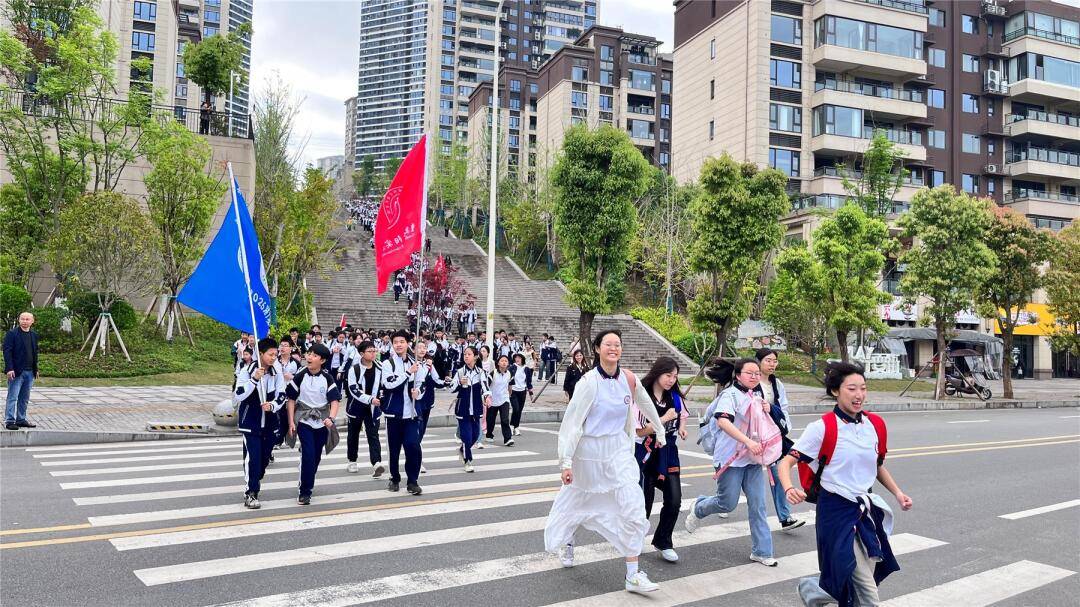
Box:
[308,226,697,374]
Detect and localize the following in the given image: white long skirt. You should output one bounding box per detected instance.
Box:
[543,433,648,557]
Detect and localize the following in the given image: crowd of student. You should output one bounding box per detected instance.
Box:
[231,324,912,605]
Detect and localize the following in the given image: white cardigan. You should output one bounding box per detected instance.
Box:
[557,368,666,470]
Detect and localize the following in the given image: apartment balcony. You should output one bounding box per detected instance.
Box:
[1002,189,1080,221]
[1003,27,1080,58]
[1007,111,1080,142]
[811,44,927,80]
[806,166,925,200]
[811,0,927,33]
[459,32,497,46]
[460,0,498,16]
[1008,78,1079,105]
[628,132,655,147]
[980,1,1007,19]
[811,128,927,161]
[1006,147,1080,182]
[812,80,926,120]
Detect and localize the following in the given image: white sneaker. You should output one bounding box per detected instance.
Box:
[485,437,495,444]
[504,438,515,447]
[625,571,659,594]
[420,464,427,474]
[475,441,485,449]
[372,462,386,478]
[345,462,359,474]
[558,544,574,568]
[659,548,679,563]
[750,554,779,567]
[718,512,729,518]
[513,427,521,436]
[464,462,474,473]
[684,507,702,534]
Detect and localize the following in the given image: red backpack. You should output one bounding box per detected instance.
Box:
[798,411,888,504]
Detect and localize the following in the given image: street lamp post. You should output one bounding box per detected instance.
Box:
[485,2,502,354]
[228,70,240,137]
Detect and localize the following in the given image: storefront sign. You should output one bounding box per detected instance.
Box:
[881,298,918,322]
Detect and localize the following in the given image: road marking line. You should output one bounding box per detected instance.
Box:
[519,426,560,435]
[31,437,456,460]
[888,434,1079,452]
[24,437,242,452]
[880,560,1076,606]
[999,499,1080,520]
[58,450,537,489]
[1060,415,1080,419]
[945,420,989,424]
[0,522,92,537]
[539,534,945,607]
[889,439,1079,460]
[205,513,822,607]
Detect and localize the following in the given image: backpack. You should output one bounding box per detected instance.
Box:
[696,399,722,455]
[797,411,888,504]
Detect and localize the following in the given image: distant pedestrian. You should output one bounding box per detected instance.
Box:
[199,100,211,135]
[562,350,587,403]
[755,348,805,532]
[4,312,39,430]
[425,237,432,253]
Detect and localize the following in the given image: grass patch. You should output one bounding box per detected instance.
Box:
[35,358,234,387]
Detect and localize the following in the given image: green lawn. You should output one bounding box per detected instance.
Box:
[35,358,234,387]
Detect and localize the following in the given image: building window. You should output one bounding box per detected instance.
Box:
[771,14,802,45]
[929,170,945,187]
[660,103,670,118]
[928,129,946,149]
[710,38,716,59]
[769,148,800,177]
[662,78,671,94]
[988,141,996,155]
[133,1,156,21]
[204,9,220,22]
[203,26,218,37]
[660,127,669,142]
[510,79,521,92]
[175,62,184,78]
[530,83,539,94]
[660,152,670,166]
[600,70,613,85]
[509,97,521,110]
[962,54,980,73]
[571,91,588,108]
[175,82,187,98]
[708,120,714,140]
[709,79,715,99]
[812,104,863,138]
[987,179,996,196]
[769,103,802,133]
[1008,52,1080,88]
[131,31,155,51]
[629,119,652,139]
[769,59,801,88]
[571,66,588,82]
[600,45,613,60]
[962,133,980,154]
[962,14,978,34]
[929,7,945,27]
[962,93,980,113]
[629,70,655,91]
[962,173,979,193]
[928,48,945,68]
[599,94,613,111]
[927,88,945,108]
[814,16,923,59]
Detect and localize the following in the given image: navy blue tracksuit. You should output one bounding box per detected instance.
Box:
[380,354,422,485]
[234,361,286,498]
[449,366,489,464]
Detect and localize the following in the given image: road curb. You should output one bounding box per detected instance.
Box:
[786,399,1080,414]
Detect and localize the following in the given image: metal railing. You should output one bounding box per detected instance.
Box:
[1,88,252,139]
[1006,146,1080,167]
[627,105,655,116]
[863,126,923,146]
[1008,110,1080,128]
[627,53,657,66]
[1004,27,1080,46]
[813,165,925,186]
[1004,189,1079,204]
[849,0,928,14]
[815,79,924,103]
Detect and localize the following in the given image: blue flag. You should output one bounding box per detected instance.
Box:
[178,169,272,338]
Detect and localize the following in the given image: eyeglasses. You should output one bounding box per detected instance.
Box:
[740,371,762,377]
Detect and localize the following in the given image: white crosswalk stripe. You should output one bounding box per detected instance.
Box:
[999,499,1080,520]
[879,560,1075,606]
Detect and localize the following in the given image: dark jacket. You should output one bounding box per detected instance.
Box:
[563,364,586,396]
[3,327,39,375]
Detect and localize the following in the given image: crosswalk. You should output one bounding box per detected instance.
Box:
[7,429,1078,606]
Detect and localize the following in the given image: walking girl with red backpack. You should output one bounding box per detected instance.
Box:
[684,358,782,567]
[776,362,913,607]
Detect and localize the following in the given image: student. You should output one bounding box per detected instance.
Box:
[509,352,533,436]
[284,343,341,505]
[235,337,286,509]
[634,356,688,562]
[380,330,424,495]
[328,331,351,390]
[345,340,386,479]
[274,338,300,451]
[480,345,495,375]
[538,333,550,381]
[684,358,779,567]
[777,362,912,607]
[449,346,489,472]
[544,330,667,594]
[754,347,805,531]
[562,350,587,402]
[412,339,445,453]
[486,354,515,446]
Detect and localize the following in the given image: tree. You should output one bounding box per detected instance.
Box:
[378,156,403,195]
[47,191,159,359]
[352,155,376,198]
[0,182,48,287]
[763,265,829,375]
[430,143,467,222]
[776,203,893,363]
[1045,223,1080,362]
[182,21,252,105]
[402,256,476,329]
[898,185,996,399]
[141,117,226,342]
[551,124,652,361]
[278,167,340,316]
[634,169,696,311]
[686,154,789,355]
[839,130,908,219]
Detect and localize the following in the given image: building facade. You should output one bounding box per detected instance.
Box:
[672,0,1078,379]
[344,95,358,168]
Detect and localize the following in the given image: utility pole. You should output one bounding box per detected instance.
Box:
[485,1,502,353]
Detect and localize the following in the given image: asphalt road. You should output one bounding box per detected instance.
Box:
[1,407,1078,607]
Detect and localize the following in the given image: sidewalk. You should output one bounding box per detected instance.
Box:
[3,379,1078,446]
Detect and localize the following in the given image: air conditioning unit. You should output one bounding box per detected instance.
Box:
[984,69,1009,94]
[499,42,507,50]
[984,163,999,174]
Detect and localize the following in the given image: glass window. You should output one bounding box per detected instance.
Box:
[987,179,996,195]
[662,79,671,94]
[962,174,979,193]
[962,54,980,72]
[929,170,945,187]
[927,88,945,108]
[660,103,670,118]
[710,79,715,99]
[769,59,801,88]
[769,103,802,133]
[600,70,613,85]
[769,148,800,177]
[599,95,613,111]
[771,14,802,45]
[204,9,220,22]
[962,133,980,153]
[660,152,670,166]
[928,7,945,27]
[509,97,521,110]
[708,120,714,140]
[203,26,218,37]
[813,105,863,137]
[710,39,716,59]
[629,119,652,139]
[600,45,613,60]
[175,62,184,77]
[131,31,155,51]
[928,129,946,149]
[962,15,978,34]
[133,1,156,21]
[814,16,922,59]
[530,83,539,94]
[571,91,587,108]
[571,66,588,82]
[962,93,980,113]
[928,48,945,68]
[630,70,655,91]
[510,79,521,92]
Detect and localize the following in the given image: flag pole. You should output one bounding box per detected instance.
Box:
[229,162,266,406]
[414,134,431,343]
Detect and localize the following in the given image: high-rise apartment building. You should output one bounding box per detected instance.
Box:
[672,0,1079,379]
[344,95,358,168]
[352,0,598,170]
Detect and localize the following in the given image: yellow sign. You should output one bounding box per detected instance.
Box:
[994,303,1057,337]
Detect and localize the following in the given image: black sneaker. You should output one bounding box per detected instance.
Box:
[297,495,311,505]
[5,423,18,431]
[406,482,422,495]
[16,420,35,428]
[781,518,806,531]
[268,454,275,463]
[387,480,400,492]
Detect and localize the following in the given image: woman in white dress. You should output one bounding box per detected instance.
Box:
[544,329,668,594]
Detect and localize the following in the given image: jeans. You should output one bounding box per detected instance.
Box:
[510,390,527,428]
[768,463,792,522]
[242,430,275,496]
[485,402,512,443]
[458,415,480,462]
[4,370,33,424]
[297,424,329,498]
[386,416,422,484]
[694,464,773,558]
[346,404,381,465]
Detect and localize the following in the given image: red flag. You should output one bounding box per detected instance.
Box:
[339,313,346,328]
[375,135,428,294]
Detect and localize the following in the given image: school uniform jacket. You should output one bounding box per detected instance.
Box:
[449,366,490,418]
[345,362,384,419]
[413,363,445,415]
[380,354,417,419]
[234,361,286,433]
[508,364,534,391]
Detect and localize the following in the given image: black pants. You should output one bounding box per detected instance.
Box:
[641,455,682,551]
[485,402,512,443]
[510,390,527,428]
[346,405,382,465]
[546,361,557,384]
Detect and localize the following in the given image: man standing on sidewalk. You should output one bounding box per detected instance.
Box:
[4,312,39,430]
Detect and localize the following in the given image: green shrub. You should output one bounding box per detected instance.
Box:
[674,332,717,362]
[0,283,32,328]
[66,291,137,330]
[28,306,82,352]
[629,306,691,341]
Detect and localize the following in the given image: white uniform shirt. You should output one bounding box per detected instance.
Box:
[490,370,512,405]
[512,366,528,392]
[293,371,334,429]
[709,385,760,468]
[583,367,631,438]
[793,412,881,502]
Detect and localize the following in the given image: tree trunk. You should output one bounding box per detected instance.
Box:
[934,320,947,401]
[1001,326,1014,399]
[714,327,728,397]
[837,329,849,363]
[579,310,596,365]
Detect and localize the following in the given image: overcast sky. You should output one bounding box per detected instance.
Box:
[249,0,675,169]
